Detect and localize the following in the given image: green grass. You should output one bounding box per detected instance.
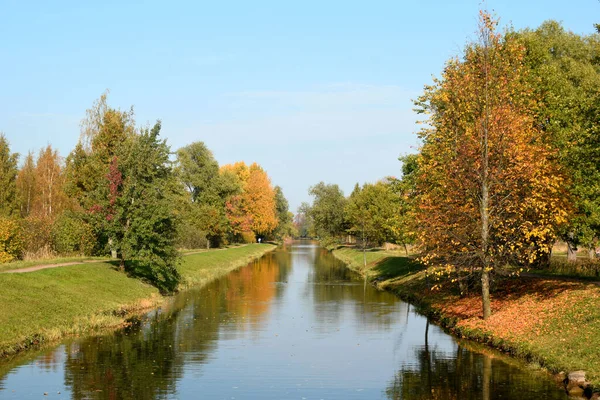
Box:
[178,244,276,288]
[0,263,160,357]
[333,247,419,277]
[0,244,276,358]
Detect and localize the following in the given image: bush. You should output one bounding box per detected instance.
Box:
[20,215,53,259]
[125,256,181,294]
[0,217,23,263]
[52,213,95,256]
[547,257,600,278]
[241,231,256,244]
[176,222,208,250]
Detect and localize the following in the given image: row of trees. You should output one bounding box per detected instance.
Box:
[0,94,293,291]
[297,166,414,263]
[300,14,600,319]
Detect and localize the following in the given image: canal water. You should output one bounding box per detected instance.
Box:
[0,242,568,399]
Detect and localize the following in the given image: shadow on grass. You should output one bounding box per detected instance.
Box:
[493,276,592,301]
[369,255,588,304]
[109,259,180,295]
[373,256,422,280]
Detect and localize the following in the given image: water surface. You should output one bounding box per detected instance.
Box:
[0,242,567,399]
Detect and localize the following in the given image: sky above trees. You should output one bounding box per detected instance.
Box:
[1,0,597,211]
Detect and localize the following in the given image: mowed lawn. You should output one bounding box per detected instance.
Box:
[0,244,275,357]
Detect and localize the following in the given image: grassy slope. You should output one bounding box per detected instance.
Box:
[0,244,275,358]
[333,247,600,386]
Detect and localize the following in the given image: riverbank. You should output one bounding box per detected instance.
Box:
[333,247,600,391]
[0,244,276,358]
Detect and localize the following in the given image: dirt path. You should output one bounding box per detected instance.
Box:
[1,244,255,274]
[2,260,110,274]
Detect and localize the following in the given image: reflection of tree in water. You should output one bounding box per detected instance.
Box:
[62,253,291,399]
[272,248,292,286]
[308,247,402,330]
[224,251,288,330]
[385,322,565,400]
[64,315,184,399]
[63,286,227,400]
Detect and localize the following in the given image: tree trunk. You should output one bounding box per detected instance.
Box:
[119,255,125,271]
[481,268,491,319]
[480,20,492,321]
[567,242,577,263]
[362,221,367,269]
[109,238,117,259]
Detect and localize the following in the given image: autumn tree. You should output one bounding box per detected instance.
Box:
[414,12,568,319]
[221,163,253,242]
[0,135,30,261]
[246,163,278,238]
[221,162,278,242]
[16,151,36,217]
[0,133,19,218]
[65,92,135,208]
[32,145,67,218]
[65,93,136,256]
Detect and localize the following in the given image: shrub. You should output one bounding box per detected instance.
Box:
[241,231,256,244]
[176,222,208,250]
[125,256,181,294]
[20,215,53,259]
[52,213,95,256]
[0,217,23,263]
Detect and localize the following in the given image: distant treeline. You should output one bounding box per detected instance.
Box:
[299,14,600,319]
[0,94,294,291]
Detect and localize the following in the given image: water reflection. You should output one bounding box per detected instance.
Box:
[386,323,565,399]
[0,242,567,399]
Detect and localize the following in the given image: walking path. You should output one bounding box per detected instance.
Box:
[1,244,253,274]
[2,260,109,274]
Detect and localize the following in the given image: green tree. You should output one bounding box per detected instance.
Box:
[346,181,401,266]
[176,142,231,247]
[308,182,347,246]
[111,122,181,293]
[0,133,19,218]
[517,21,600,261]
[16,151,36,217]
[294,202,313,238]
[272,186,295,240]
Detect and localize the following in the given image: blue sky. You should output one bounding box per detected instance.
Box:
[1,0,598,211]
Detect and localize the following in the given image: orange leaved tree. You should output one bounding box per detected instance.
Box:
[414,12,568,319]
[221,162,278,241]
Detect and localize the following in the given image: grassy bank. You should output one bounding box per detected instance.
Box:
[0,244,275,358]
[333,247,600,387]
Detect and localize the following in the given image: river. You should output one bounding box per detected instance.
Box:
[0,242,568,399]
